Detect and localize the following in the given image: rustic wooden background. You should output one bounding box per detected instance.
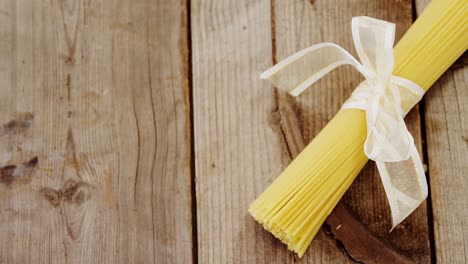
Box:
[0,0,466,263]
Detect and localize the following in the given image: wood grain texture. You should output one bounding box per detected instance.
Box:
[424,65,468,264]
[273,0,430,262]
[0,1,192,263]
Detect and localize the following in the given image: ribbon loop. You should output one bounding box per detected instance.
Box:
[352,16,395,79]
[260,16,428,229]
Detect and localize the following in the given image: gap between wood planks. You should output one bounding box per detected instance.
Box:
[418,97,436,264]
[185,0,199,263]
[412,0,436,262]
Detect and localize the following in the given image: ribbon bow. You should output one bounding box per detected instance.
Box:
[261,16,428,229]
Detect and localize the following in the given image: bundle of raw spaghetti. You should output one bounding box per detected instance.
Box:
[249,0,467,257]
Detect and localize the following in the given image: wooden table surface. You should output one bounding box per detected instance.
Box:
[0,0,466,263]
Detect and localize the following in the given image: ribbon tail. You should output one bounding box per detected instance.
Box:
[260,43,371,96]
[376,143,428,230]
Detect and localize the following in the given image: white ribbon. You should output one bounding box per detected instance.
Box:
[261,16,428,229]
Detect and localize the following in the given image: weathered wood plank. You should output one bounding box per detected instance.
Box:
[0,1,192,263]
[273,0,430,262]
[112,1,193,263]
[191,0,300,262]
[424,65,467,264]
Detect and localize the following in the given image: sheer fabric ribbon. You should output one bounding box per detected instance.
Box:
[261,16,428,229]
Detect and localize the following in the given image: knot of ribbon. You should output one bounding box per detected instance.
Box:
[261,16,428,229]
